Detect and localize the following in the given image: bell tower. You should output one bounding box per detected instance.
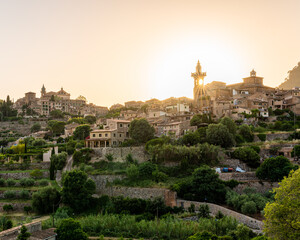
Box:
[191,60,206,104]
[41,84,46,97]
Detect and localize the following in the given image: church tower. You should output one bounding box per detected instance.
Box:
[191,60,206,105]
[41,84,46,97]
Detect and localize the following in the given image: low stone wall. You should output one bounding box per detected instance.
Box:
[0,162,50,171]
[89,175,125,191]
[254,132,291,142]
[233,181,279,194]
[218,158,251,172]
[0,202,31,212]
[0,171,49,180]
[0,220,41,239]
[218,172,258,181]
[99,186,177,207]
[177,200,263,230]
[92,146,149,162]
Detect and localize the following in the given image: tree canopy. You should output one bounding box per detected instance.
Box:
[129,118,155,143]
[48,120,66,136]
[56,218,88,240]
[73,124,91,140]
[190,114,213,128]
[32,186,61,214]
[220,117,237,136]
[62,170,96,213]
[206,123,235,148]
[263,168,300,239]
[256,156,298,182]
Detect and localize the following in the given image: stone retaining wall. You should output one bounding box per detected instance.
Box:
[99,186,177,207]
[218,172,258,181]
[0,171,49,180]
[233,181,279,194]
[254,132,290,142]
[0,121,47,136]
[0,220,41,239]
[89,175,125,191]
[92,146,149,162]
[0,202,31,212]
[177,200,263,230]
[0,162,50,171]
[218,158,251,171]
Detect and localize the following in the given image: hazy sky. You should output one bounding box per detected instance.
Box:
[0,0,299,107]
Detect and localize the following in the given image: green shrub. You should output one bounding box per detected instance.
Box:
[6,178,16,187]
[38,179,49,186]
[126,164,139,181]
[198,204,210,218]
[152,170,168,183]
[19,190,30,199]
[105,153,114,161]
[241,201,257,215]
[24,206,32,214]
[0,178,5,186]
[250,145,261,154]
[257,133,266,141]
[30,169,43,179]
[4,190,16,199]
[20,178,35,187]
[138,162,156,179]
[3,204,13,212]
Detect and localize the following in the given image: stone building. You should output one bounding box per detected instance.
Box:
[85,119,130,148]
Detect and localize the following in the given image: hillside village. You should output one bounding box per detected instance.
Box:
[0,61,299,239]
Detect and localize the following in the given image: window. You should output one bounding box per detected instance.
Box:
[120,124,123,127]
[99,134,102,137]
[105,133,108,137]
[93,134,95,137]
[113,133,116,137]
[119,134,122,137]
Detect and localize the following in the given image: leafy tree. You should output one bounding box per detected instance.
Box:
[50,109,64,119]
[56,218,88,240]
[292,145,300,158]
[256,156,297,182]
[0,216,13,231]
[129,118,155,143]
[62,170,96,213]
[191,165,226,203]
[11,144,25,154]
[238,124,254,142]
[190,114,213,128]
[32,186,61,214]
[3,204,13,213]
[206,123,235,148]
[126,164,139,180]
[31,123,41,133]
[73,125,91,140]
[17,225,31,240]
[48,120,66,136]
[198,204,210,218]
[187,231,231,240]
[24,206,32,214]
[138,161,156,179]
[51,152,68,170]
[220,117,237,135]
[84,115,96,124]
[263,168,300,239]
[241,201,257,215]
[233,147,260,168]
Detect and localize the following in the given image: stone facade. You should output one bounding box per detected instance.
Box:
[177,200,263,230]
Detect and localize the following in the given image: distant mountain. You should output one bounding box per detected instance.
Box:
[278,62,300,89]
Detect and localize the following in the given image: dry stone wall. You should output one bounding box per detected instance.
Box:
[0,120,47,136]
[92,146,149,162]
[0,162,50,171]
[233,181,279,194]
[0,171,49,180]
[218,172,258,181]
[0,220,41,239]
[99,186,177,206]
[0,202,31,212]
[177,200,263,230]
